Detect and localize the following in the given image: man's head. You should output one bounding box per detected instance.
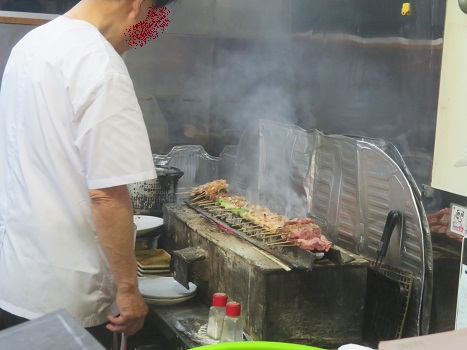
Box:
[65,0,176,53]
[125,0,174,49]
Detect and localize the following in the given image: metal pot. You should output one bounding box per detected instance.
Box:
[128,165,184,217]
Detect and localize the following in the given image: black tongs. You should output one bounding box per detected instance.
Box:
[375,210,402,268]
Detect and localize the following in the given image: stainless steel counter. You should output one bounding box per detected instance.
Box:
[148,298,211,350]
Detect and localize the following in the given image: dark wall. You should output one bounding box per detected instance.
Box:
[123,0,446,161]
[0,0,77,13]
[0,0,447,194]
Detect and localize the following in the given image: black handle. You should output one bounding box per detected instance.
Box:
[376,210,402,266]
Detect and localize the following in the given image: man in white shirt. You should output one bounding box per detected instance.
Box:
[0,0,174,347]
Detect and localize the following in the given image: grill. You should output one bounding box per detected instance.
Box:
[164,203,369,348]
[157,122,431,345]
[185,199,354,270]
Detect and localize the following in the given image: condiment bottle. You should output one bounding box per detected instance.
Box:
[220,301,243,342]
[206,292,228,340]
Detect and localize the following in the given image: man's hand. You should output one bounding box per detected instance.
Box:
[106,284,148,336]
[89,185,147,336]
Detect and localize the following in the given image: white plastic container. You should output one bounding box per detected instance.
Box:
[206,293,228,340]
[220,301,243,343]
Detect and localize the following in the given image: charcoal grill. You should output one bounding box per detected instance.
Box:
[163,203,369,348]
[157,123,431,344]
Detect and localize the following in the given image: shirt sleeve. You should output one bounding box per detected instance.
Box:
[74,72,157,189]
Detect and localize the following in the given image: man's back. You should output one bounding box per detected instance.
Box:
[0,16,154,327]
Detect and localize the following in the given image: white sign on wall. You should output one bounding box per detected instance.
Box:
[432,0,467,197]
[450,204,467,236]
[455,236,467,329]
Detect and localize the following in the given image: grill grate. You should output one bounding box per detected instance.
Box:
[363,263,414,347]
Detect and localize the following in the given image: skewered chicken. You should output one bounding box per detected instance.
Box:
[191,179,229,201]
[242,204,287,230]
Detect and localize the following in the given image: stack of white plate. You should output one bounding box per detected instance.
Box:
[136,248,172,277]
[137,264,171,277]
[134,215,164,236]
[138,276,197,306]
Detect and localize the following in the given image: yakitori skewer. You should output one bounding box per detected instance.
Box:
[176,190,195,195]
[242,229,264,235]
[190,179,229,201]
[249,230,278,238]
[258,232,284,238]
[192,191,207,198]
[192,198,211,204]
[269,243,295,247]
[207,206,225,211]
[187,179,331,253]
[226,218,244,222]
[250,228,271,237]
[265,239,289,246]
[242,226,264,232]
[248,232,268,238]
[206,205,222,210]
[198,201,216,206]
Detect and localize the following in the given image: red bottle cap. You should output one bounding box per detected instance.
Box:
[212,293,228,307]
[226,301,241,316]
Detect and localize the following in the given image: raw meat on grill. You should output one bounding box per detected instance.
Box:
[295,237,332,252]
[427,207,463,242]
[283,218,315,226]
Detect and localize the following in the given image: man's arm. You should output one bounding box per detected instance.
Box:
[89,185,148,336]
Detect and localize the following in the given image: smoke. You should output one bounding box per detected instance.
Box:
[211,43,299,130]
[231,120,313,219]
[122,0,443,218]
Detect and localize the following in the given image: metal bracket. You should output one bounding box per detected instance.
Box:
[171,246,210,289]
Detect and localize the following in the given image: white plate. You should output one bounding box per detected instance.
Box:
[138,276,197,299]
[134,215,164,235]
[143,293,195,305]
[145,293,194,301]
[138,271,171,276]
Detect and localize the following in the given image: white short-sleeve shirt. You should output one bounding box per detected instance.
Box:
[0,17,157,327]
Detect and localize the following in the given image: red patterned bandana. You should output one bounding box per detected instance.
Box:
[125,5,171,48]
